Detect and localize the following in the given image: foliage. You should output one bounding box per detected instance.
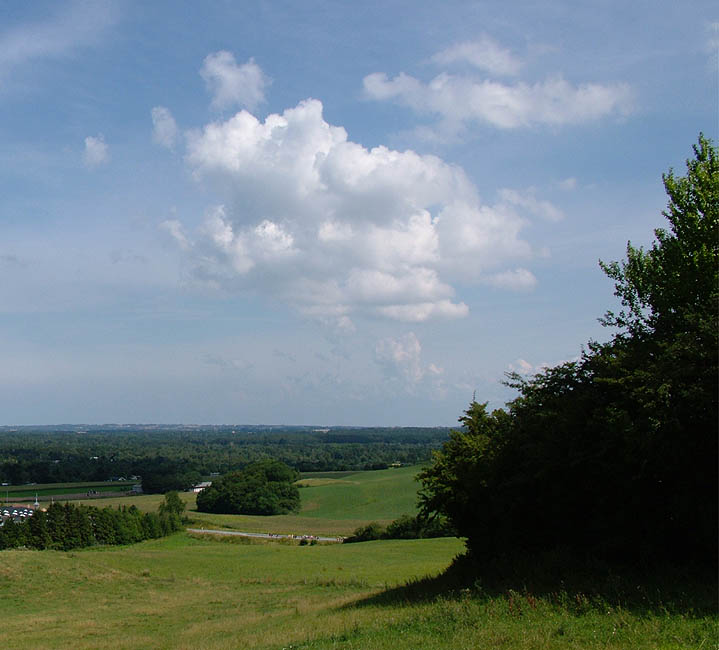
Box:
[0,496,184,551]
[159,490,186,518]
[419,135,718,566]
[140,459,201,494]
[0,426,449,485]
[196,459,301,516]
[344,514,454,543]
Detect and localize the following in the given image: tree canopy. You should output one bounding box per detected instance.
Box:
[419,135,718,566]
[196,459,301,516]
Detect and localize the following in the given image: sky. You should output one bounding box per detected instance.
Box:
[0,1,716,426]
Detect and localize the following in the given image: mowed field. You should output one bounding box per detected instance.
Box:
[74,465,422,537]
[2,466,714,649]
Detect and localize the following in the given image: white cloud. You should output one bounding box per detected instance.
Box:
[83,134,108,168]
[499,187,564,222]
[364,71,634,132]
[375,332,425,386]
[508,358,536,375]
[151,106,178,149]
[508,354,580,376]
[171,91,546,324]
[375,332,447,397]
[484,268,537,291]
[0,1,117,78]
[432,36,522,76]
[201,51,269,112]
[557,177,577,191]
[160,219,190,251]
[364,38,634,136]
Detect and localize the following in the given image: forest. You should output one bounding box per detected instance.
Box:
[0,425,449,489]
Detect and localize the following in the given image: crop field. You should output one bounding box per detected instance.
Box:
[2,467,714,649]
[2,481,134,500]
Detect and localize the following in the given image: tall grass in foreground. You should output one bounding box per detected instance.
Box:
[0,533,714,649]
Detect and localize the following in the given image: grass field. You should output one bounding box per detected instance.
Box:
[73,466,422,537]
[1,533,713,649]
[2,467,714,649]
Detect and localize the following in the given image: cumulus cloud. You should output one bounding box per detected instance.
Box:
[164,61,551,325]
[201,51,269,111]
[83,134,108,168]
[364,38,634,135]
[375,332,447,397]
[432,36,522,76]
[151,106,178,149]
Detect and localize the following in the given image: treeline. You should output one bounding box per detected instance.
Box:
[0,427,449,488]
[419,136,718,568]
[0,497,184,551]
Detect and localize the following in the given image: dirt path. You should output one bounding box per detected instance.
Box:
[187,527,344,543]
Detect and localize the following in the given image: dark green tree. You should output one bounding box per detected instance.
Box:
[27,509,51,550]
[418,135,718,565]
[159,491,186,518]
[197,459,300,515]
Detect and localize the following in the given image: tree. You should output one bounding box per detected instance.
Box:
[196,459,301,516]
[159,491,186,518]
[140,459,201,494]
[418,401,509,551]
[418,135,718,565]
[594,134,718,560]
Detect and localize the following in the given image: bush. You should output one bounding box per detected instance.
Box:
[344,515,453,543]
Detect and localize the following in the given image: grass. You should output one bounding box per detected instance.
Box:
[4,467,715,648]
[0,534,714,649]
[297,466,420,521]
[72,466,423,537]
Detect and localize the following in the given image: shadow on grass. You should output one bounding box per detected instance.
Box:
[344,548,718,618]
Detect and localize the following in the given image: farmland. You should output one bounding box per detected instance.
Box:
[2,481,134,501]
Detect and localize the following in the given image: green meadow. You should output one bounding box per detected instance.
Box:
[2,467,714,649]
[73,466,421,537]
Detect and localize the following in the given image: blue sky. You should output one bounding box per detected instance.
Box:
[1,1,716,425]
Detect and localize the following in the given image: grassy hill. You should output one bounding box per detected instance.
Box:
[3,467,713,649]
[1,533,713,649]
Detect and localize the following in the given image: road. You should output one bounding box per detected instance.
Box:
[187,528,344,543]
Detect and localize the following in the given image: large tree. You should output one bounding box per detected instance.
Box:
[196,459,301,516]
[419,135,718,564]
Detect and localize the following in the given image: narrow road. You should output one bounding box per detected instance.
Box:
[187,528,344,543]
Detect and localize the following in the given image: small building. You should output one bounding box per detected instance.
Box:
[192,481,212,493]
